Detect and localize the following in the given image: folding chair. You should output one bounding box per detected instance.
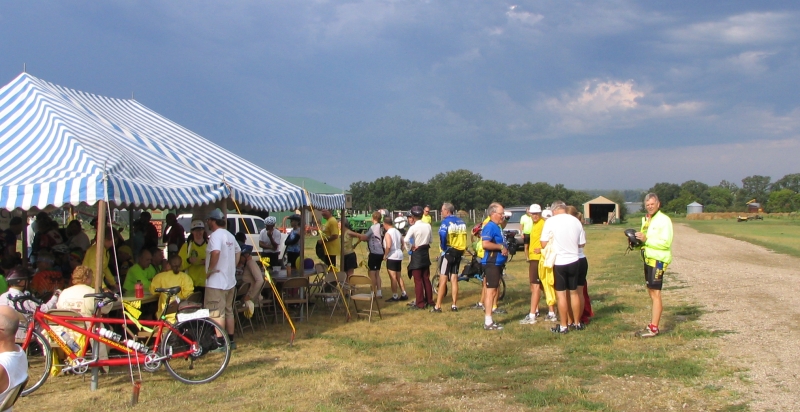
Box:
[233,283,253,336]
[254,281,278,327]
[349,274,382,322]
[281,277,310,322]
[311,271,348,318]
[308,263,328,295]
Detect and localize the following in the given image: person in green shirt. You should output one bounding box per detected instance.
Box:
[635,193,673,338]
[123,249,157,294]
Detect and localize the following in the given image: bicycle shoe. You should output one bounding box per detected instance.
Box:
[451,306,458,312]
[430,307,442,313]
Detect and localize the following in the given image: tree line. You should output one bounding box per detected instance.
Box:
[645,173,800,214]
[349,169,592,213]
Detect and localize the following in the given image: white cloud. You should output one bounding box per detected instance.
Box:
[506,5,543,26]
[669,12,795,47]
[542,79,704,134]
[725,50,775,75]
[493,137,800,189]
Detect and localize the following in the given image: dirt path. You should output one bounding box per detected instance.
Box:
[670,223,800,411]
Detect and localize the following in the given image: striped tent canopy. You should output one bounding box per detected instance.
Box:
[0,73,344,212]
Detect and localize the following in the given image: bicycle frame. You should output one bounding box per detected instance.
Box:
[21,308,195,369]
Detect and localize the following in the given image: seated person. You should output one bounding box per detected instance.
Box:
[0,267,59,314]
[123,249,156,294]
[30,250,64,297]
[235,245,264,305]
[55,266,111,369]
[150,248,165,273]
[150,255,194,322]
[0,306,27,407]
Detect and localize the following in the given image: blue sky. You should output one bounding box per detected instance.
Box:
[1,1,798,191]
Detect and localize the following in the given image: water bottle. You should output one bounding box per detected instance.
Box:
[124,339,148,354]
[59,330,81,353]
[408,237,414,256]
[135,280,144,299]
[98,327,123,343]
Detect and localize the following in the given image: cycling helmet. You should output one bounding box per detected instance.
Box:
[5,267,30,283]
[624,229,643,248]
[265,216,277,225]
[472,223,482,236]
[409,205,424,217]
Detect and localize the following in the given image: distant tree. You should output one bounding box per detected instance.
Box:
[771,173,800,193]
[706,186,734,212]
[766,189,798,213]
[643,182,682,209]
[680,180,711,206]
[665,192,695,214]
[737,175,771,206]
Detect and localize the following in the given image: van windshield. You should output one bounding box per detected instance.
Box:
[508,211,526,223]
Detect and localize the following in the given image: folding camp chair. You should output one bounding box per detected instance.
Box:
[311,271,348,318]
[233,283,253,335]
[281,277,310,322]
[348,274,382,322]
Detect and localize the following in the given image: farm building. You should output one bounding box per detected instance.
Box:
[746,202,762,213]
[687,202,703,214]
[583,196,620,224]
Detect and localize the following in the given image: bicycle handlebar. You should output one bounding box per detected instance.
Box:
[8,294,43,315]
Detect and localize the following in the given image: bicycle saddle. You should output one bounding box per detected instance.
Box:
[154,286,182,295]
[84,292,118,301]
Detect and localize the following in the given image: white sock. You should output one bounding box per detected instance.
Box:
[485,316,493,326]
[548,311,555,316]
[401,291,407,297]
[560,325,568,332]
[393,294,398,299]
[530,312,536,317]
[377,291,382,297]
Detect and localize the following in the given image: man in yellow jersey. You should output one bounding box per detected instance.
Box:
[520,204,544,324]
[421,205,433,224]
[432,203,467,312]
[635,193,673,338]
[318,209,340,269]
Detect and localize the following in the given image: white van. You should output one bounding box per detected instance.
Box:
[176,213,287,258]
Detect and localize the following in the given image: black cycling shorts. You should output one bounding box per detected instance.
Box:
[644,262,665,290]
[577,257,588,287]
[523,234,531,246]
[554,260,580,291]
[343,252,358,272]
[386,259,402,272]
[438,249,463,276]
[483,264,502,289]
[367,253,383,271]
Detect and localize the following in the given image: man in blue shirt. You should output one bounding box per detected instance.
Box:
[481,202,508,330]
[432,203,467,312]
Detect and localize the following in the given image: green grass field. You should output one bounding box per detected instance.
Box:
[17,225,748,411]
[682,217,800,258]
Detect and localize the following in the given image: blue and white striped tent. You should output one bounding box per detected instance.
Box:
[0,73,344,212]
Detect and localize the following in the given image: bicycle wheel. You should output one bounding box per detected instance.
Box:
[498,277,506,301]
[162,318,230,384]
[430,271,446,297]
[22,329,52,396]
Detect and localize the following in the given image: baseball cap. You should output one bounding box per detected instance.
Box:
[207,208,224,220]
[288,214,301,222]
[191,220,205,230]
[529,204,542,213]
[409,205,424,217]
[542,210,553,219]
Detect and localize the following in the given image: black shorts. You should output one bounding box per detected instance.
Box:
[438,249,463,276]
[528,260,541,285]
[644,262,665,290]
[386,259,402,272]
[367,253,383,271]
[554,260,580,291]
[483,264,503,289]
[577,257,588,287]
[323,255,337,268]
[523,234,531,246]
[285,251,300,268]
[343,252,358,272]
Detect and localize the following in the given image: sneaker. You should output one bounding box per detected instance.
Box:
[430,307,442,313]
[408,305,423,310]
[451,306,458,312]
[568,323,576,330]
[229,341,237,350]
[550,325,568,334]
[637,324,659,338]
[544,313,558,322]
[385,296,400,302]
[407,300,416,307]
[398,295,409,301]
[470,303,485,310]
[483,323,503,331]
[492,308,507,314]
[519,314,538,325]
[574,323,585,331]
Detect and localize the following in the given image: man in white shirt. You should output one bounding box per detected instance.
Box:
[403,206,434,310]
[205,208,241,349]
[258,216,282,268]
[540,201,586,334]
[0,306,27,408]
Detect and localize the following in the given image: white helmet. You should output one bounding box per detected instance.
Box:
[265,216,277,225]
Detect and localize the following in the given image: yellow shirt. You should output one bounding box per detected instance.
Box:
[149,270,194,319]
[179,240,208,287]
[526,219,545,261]
[322,217,340,256]
[421,215,432,224]
[83,244,115,287]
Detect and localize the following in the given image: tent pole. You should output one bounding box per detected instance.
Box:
[91,199,106,391]
[20,211,28,268]
[299,207,306,270]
